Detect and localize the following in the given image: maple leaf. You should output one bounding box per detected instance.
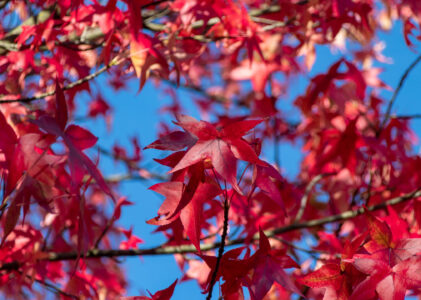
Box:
[351,256,421,300]
[3,173,52,242]
[253,162,286,212]
[121,279,177,300]
[298,264,346,299]
[200,247,252,298]
[130,33,169,91]
[0,110,17,163]
[147,180,221,251]
[249,230,301,299]
[313,118,364,174]
[2,133,64,241]
[31,82,113,198]
[201,230,300,299]
[230,60,279,93]
[296,59,366,114]
[119,227,144,250]
[298,233,367,299]
[145,131,196,151]
[160,115,264,193]
[88,96,111,118]
[363,212,421,264]
[3,0,421,298]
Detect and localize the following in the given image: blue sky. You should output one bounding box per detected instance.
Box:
[78,20,421,299]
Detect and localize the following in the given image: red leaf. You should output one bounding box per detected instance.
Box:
[54,79,68,131]
[65,125,98,151]
[151,279,178,300]
[250,230,301,299]
[180,182,221,252]
[367,213,392,249]
[145,131,196,151]
[166,115,263,193]
[393,238,421,261]
[174,115,218,140]
[393,256,421,290]
[351,256,421,300]
[130,33,169,91]
[0,110,17,160]
[3,191,22,242]
[297,264,342,289]
[32,116,113,198]
[121,279,177,300]
[146,181,184,225]
[220,119,263,139]
[112,197,134,221]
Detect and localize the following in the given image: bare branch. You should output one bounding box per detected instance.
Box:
[1,188,419,272]
[0,0,10,10]
[294,173,336,223]
[392,114,421,120]
[4,9,53,39]
[105,173,167,183]
[0,57,124,104]
[206,188,230,300]
[378,54,421,134]
[0,2,296,57]
[28,274,79,299]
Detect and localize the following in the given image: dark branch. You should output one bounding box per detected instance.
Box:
[206,190,230,300]
[1,188,419,272]
[379,54,421,134]
[0,58,124,104]
[294,173,335,222]
[31,275,79,299]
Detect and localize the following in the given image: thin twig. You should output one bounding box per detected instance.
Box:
[378,54,421,134]
[273,236,338,259]
[161,78,229,103]
[33,277,79,299]
[105,173,167,183]
[0,0,10,10]
[18,271,79,299]
[206,187,230,300]
[0,3,283,55]
[97,146,141,170]
[0,58,123,104]
[294,173,335,222]
[392,114,421,120]
[0,1,168,55]
[1,188,419,272]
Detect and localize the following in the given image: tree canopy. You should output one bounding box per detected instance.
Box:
[1,0,421,299]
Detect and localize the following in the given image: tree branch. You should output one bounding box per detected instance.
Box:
[104,173,167,184]
[392,114,421,120]
[206,190,230,300]
[0,0,10,10]
[294,173,335,223]
[1,188,419,272]
[0,57,124,104]
[27,274,79,299]
[0,2,295,57]
[378,54,421,134]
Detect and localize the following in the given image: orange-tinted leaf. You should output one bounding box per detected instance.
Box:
[298,264,342,289]
[367,213,392,248]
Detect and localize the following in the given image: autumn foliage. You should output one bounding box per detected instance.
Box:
[3,0,421,299]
